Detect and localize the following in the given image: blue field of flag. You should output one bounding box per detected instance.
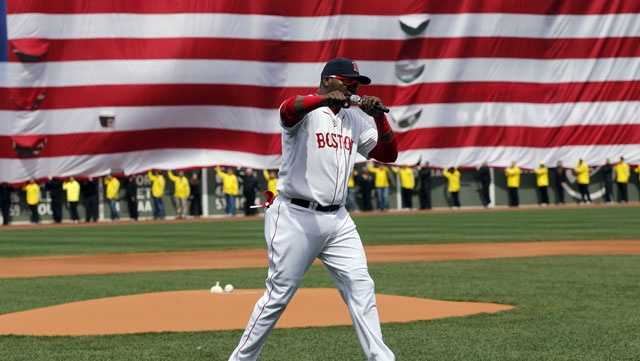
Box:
[0,0,7,61]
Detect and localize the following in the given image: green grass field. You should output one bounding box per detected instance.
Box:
[0,206,638,257]
[1,206,639,361]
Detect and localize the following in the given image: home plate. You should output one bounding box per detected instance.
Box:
[0,288,514,336]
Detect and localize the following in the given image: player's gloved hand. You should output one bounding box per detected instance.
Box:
[262,191,275,208]
[359,96,386,118]
[323,90,349,109]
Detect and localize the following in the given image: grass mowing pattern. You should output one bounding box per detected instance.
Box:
[0,206,638,257]
[1,255,639,361]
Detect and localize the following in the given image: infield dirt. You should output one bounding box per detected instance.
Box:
[0,240,638,279]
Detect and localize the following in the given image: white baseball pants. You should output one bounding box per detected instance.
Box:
[228,197,395,361]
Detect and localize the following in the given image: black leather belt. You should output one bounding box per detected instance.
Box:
[290,198,342,212]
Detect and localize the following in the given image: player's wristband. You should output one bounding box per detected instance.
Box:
[374,114,393,141]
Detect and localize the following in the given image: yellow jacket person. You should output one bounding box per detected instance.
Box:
[614,159,630,184]
[168,170,191,199]
[104,176,120,200]
[505,164,521,188]
[442,167,461,193]
[367,163,390,188]
[263,169,278,195]
[23,180,40,206]
[217,166,239,196]
[534,164,549,187]
[147,170,166,198]
[574,160,590,185]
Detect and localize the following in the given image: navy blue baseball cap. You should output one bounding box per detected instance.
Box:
[321,57,371,85]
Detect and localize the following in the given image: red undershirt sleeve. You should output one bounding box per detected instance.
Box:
[368,114,398,163]
[279,95,326,127]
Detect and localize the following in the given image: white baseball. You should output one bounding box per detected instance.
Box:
[210,281,223,294]
[224,284,234,293]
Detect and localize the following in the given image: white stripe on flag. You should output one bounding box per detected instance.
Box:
[6,57,640,87]
[3,101,640,136]
[8,13,640,40]
[397,144,640,170]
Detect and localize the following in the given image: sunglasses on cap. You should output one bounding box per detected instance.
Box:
[326,75,360,86]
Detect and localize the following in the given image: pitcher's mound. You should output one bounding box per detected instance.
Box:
[0,288,513,336]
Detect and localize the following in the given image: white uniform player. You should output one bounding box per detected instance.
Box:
[228,58,398,361]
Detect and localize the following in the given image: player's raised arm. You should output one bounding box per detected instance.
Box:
[279,91,349,128]
[367,111,398,163]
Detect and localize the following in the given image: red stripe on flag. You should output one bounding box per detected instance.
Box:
[8,37,640,63]
[1,124,638,158]
[2,81,640,110]
[7,0,640,15]
[396,124,640,150]
[0,128,282,158]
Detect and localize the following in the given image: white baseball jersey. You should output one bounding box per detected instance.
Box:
[228,102,395,361]
[277,105,378,206]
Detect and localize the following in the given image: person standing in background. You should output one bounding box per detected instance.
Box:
[189,173,202,217]
[614,156,630,203]
[346,171,358,211]
[0,182,12,226]
[574,159,591,204]
[45,177,64,223]
[64,177,81,223]
[393,164,416,209]
[368,162,391,210]
[262,169,278,196]
[124,175,139,221]
[147,170,166,220]
[443,167,461,208]
[636,165,640,188]
[418,162,432,210]
[505,162,521,207]
[241,168,259,216]
[168,170,190,219]
[355,169,374,211]
[477,162,491,208]
[104,174,121,221]
[81,177,99,222]
[23,179,40,224]
[554,161,567,204]
[601,159,614,204]
[216,166,239,216]
[534,162,550,206]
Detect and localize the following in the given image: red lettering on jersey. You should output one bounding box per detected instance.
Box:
[325,132,334,148]
[344,137,353,151]
[331,133,339,148]
[316,133,325,148]
[315,132,353,151]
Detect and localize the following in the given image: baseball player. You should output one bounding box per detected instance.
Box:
[228,57,397,361]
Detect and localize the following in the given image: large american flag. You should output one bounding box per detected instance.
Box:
[1,1,639,183]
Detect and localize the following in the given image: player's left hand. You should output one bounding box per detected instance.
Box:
[359,96,386,118]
